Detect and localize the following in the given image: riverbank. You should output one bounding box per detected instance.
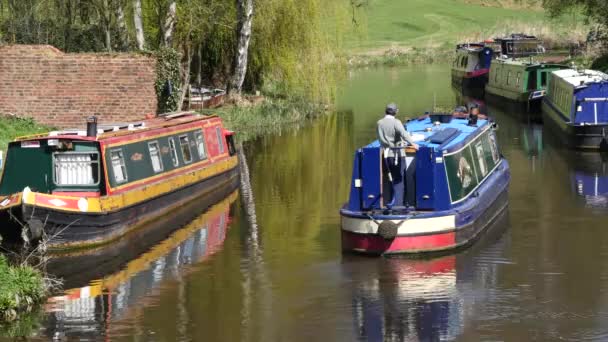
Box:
[0,116,52,152]
[206,97,329,143]
[346,0,588,68]
[0,255,46,322]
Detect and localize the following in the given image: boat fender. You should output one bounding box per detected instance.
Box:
[23,218,43,243]
[377,221,398,240]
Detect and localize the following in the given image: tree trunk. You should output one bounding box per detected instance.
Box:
[102,0,112,52]
[228,0,253,97]
[195,44,202,87]
[178,44,193,111]
[162,1,176,47]
[115,0,129,50]
[133,0,145,50]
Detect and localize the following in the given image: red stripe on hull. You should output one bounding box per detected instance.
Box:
[464,68,489,78]
[341,230,456,255]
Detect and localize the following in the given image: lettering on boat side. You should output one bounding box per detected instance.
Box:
[354,179,362,188]
[21,141,40,148]
[131,153,143,161]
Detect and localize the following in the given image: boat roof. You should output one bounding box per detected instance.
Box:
[366,115,490,153]
[15,111,217,143]
[493,58,566,68]
[552,69,608,87]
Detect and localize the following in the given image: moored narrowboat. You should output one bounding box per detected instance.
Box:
[485,59,568,103]
[491,33,544,58]
[340,113,510,255]
[451,43,494,89]
[542,69,608,150]
[0,111,239,250]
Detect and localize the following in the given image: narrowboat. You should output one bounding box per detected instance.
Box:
[187,86,226,110]
[542,69,608,150]
[451,43,494,89]
[491,33,544,58]
[0,111,239,250]
[340,113,510,255]
[485,59,568,103]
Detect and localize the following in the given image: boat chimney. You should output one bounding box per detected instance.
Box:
[86,116,98,137]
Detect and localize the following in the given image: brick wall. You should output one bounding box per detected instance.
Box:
[0,45,157,128]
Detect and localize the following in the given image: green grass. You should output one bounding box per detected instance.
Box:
[0,116,53,152]
[204,98,328,143]
[346,0,587,54]
[0,256,46,322]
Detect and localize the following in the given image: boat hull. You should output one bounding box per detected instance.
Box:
[542,100,608,150]
[0,163,240,250]
[340,159,510,256]
[451,69,488,89]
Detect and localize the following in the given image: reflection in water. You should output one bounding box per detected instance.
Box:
[344,210,509,342]
[17,64,608,341]
[42,191,238,339]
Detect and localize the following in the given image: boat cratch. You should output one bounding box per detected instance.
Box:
[542,68,608,150]
[0,111,239,250]
[340,113,510,255]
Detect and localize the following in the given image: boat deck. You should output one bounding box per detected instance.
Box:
[365,116,489,152]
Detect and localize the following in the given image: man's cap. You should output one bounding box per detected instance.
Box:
[385,103,399,115]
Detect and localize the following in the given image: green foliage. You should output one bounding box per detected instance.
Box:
[0,116,52,151]
[0,256,45,321]
[155,47,182,114]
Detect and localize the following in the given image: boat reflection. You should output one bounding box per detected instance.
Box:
[42,190,238,339]
[343,209,510,341]
[569,153,608,208]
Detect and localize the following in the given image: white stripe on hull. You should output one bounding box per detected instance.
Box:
[341,215,456,235]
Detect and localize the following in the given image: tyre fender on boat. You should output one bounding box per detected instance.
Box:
[377,220,398,240]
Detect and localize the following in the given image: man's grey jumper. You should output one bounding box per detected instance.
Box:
[377,115,415,148]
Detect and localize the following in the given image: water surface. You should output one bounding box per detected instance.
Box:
[30,64,608,341]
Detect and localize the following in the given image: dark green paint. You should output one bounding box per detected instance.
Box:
[0,141,101,195]
[444,129,500,202]
[105,129,208,188]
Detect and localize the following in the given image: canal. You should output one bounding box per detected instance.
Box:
[34,64,608,341]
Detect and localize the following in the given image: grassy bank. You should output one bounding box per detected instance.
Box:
[346,0,588,68]
[206,97,329,143]
[0,256,46,322]
[0,116,52,152]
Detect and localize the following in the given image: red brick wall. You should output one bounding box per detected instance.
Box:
[0,45,157,128]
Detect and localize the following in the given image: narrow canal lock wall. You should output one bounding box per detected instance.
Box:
[0,45,157,128]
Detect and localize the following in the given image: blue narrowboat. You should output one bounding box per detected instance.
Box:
[340,113,511,255]
[451,43,494,89]
[542,69,608,150]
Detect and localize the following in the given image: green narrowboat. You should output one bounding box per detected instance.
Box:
[485,59,568,103]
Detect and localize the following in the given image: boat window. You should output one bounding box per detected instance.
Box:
[53,152,100,186]
[179,135,193,163]
[541,72,547,86]
[463,56,468,68]
[494,67,499,83]
[216,127,225,154]
[148,141,163,173]
[516,72,521,87]
[507,71,511,85]
[475,142,487,177]
[195,130,207,160]
[169,138,179,167]
[110,149,128,184]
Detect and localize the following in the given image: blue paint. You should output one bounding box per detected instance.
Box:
[361,147,382,210]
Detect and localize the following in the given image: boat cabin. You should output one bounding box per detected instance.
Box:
[0,112,236,198]
[546,69,608,124]
[452,43,494,78]
[345,115,503,213]
[486,60,568,101]
[492,34,544,58]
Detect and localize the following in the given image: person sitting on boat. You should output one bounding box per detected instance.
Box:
[377,103,418,209]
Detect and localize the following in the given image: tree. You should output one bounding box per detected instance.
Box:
[228,0,253,97]
[162,0,176,47]
[133,0,145,49]
[543,0,608,27]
